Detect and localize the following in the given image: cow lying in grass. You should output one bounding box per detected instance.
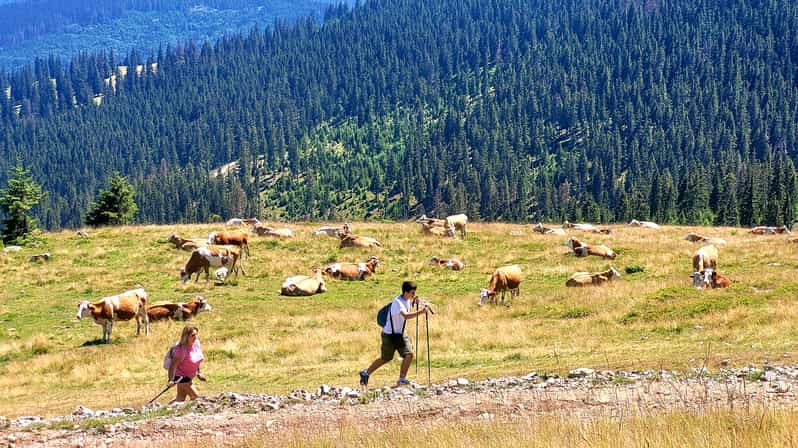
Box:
[566,237,616,259]
[750,225,791,235]
[479,264,523,306]
[428,256,464,271]
[313,223,352,238]
[565,267,621,287]
[711,271,732,288]
[421,222,455,237]
[629,219,660,229]
[339,235,382,249]
[167,233,206,251]
[324,256,380,280]
[532,222,566,235]
[280,269,328,296]
[147,296,213,321]
[76,288,149,343]
[684,232,727,246]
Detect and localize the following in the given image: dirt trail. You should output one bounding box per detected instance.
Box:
[3,370,796,447]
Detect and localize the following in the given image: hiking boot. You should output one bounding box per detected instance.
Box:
[396,377,411,387]
[359,370,370,386]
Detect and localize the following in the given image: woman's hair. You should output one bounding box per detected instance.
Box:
[178,325,199,346]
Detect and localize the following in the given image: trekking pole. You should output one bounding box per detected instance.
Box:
[146,380,176,405]
[415,299,419,376]
[425,311,431,387]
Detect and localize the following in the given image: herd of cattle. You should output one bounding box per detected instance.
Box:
[71,215,792,341]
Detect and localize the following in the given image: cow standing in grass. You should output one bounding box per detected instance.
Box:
[479,265,523,305]
[76,288,149,343]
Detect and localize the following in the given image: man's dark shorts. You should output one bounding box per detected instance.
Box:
[381,332,413,361]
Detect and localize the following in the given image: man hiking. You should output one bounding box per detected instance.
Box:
[360,281,429,387]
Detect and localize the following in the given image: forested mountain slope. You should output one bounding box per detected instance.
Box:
[0,0,348,69]
[1,0,797,228]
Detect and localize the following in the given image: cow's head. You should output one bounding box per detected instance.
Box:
[630,219,640,226]
[179,269,191,283]
[195,296,213,313]
[478,288,494,305]
[566,237,578,250]
[691,269,713,289]
[207,232,217,244]
[215,267,229,282]
[608,267,621,280]
[76,301,92,320]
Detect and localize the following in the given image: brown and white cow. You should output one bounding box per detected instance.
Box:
[252,224,294,238]
[750,225,792,235]
[208,230,250,258]
[421,222,455,237]
[684,232,726,246]
[428,256,464,271]
[565,267,621,287]
[180,246,241,284]
[324,256,380,280]
[76,288,149,343]
[566,237,616,259]
[280,269,328,296]
[339,235,382,249]
[313,223,352,238]
[629,219,660,229]
[532,222,567,235]
[479,264,523,305]
[563,221,611,234]
[28,252,50,262]
[147,296,213,322]
[691,245,719,289]
[167,233,206,252]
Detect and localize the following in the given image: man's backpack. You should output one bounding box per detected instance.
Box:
[162,344,178,370]
[376,302,392,327]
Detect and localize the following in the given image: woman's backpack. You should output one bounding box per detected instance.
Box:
[162,343,178,370]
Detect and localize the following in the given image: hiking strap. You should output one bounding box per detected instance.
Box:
[389,299,406,335]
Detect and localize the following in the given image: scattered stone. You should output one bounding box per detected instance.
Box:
[72,406,94,418]
[568,368,595,378]
[456,378,469,386]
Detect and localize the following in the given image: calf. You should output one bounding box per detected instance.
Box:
[691,245,719,289]
[479,264,523,305]
[180,246,241,284]
[339,235,382,249]
[566,267,621,287]
[280,269,328,296]
[324,256,380,280]
[566,237,616,259]
[76,231,90,238]
[208,230,250,258]
[76,288,149,343]
[428,256,464,271]
[711,271,732,288]
[147,296,213,322]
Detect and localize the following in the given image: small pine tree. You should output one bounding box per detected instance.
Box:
[0,163,46,245]
[85,173,138,226]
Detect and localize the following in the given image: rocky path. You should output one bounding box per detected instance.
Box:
[4,365,798,447]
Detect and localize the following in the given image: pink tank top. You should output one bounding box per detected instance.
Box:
[173,340,204,378]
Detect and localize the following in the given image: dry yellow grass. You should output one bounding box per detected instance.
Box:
[0,222,796,418]
[227,407,798,447]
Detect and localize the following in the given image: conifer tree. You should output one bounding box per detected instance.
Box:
[0,163,46,245]
[84,173,138,226]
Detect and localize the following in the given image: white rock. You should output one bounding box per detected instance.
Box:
[568,368,595,378]
[456,378,469,386]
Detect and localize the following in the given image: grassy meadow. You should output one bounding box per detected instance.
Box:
[0,221,796,418]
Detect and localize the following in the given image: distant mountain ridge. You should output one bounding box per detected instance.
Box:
[0,0,349,69]
[0,0,796,229]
